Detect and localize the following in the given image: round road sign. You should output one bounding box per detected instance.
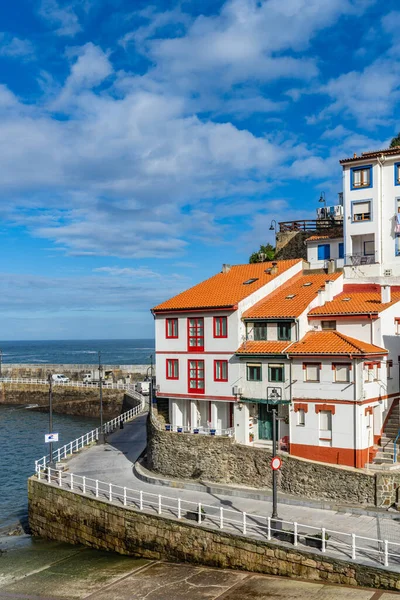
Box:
[271,456,282,471]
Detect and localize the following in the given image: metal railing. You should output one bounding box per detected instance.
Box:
[164,424,235,437]
[36,467,400,571]
[278,219,343,233]
[345,254,375,266]
[0,377,138,392]
[35,401,145,471]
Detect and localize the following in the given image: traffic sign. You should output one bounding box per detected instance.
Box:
[270,456,281,471]
[45,433,59,443]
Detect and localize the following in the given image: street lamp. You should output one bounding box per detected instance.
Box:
[319,191,326,207]
[269,219,277,232]
[97,350,105,445]
[272,406,279,521]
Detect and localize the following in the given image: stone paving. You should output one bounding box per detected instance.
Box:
[0,539,398,599]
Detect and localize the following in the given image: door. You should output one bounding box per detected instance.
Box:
[258,404,273,440]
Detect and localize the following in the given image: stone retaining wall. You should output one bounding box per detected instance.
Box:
[146,416,400,508]
[0,383,125,419]
[28,478,400,592]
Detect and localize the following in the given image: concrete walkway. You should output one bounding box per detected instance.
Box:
[66,415,400,572]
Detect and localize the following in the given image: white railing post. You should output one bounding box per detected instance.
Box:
[58,471,62,487]
[351,533,356,560]
[198,502,202,524]
[123,487,127,506]
[243,512,247,535]
[177,498,181,519]
[70,473,74,490]
[82,476,86,494]
[267,517,271,540]
[57,449,60,462]
[109,483,112,502]
[37,468,41,481]
[95,480,99,498]
[322,528,326,553]
[47,468,51,483]
[384,540,389,567]
[158,495,162,515]
[140,490,143,510]
[294,522,298,547]
[220,506,223,529]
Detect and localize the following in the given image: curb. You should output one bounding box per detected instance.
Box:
[133,459,400,520]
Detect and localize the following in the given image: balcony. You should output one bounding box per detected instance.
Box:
[346,254,375,266]
[278,219,343,233]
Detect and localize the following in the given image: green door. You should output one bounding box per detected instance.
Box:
[258,404,273,440]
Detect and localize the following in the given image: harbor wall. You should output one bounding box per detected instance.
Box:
[28,478,400,592]
[1,363,152,380]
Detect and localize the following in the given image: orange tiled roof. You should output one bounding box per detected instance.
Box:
[243,272,342,320]
[309,291,400,316]
[340,147,400,164]
[287,331,387,356]
[306,234,342,242]
[236,341,291,355]
[153,260,302,312]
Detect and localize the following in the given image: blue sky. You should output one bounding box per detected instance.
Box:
[0,0,399,340]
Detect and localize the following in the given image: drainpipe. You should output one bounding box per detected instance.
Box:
[377,155,385,273]
[352,355,358,468]
[370,315,374,345]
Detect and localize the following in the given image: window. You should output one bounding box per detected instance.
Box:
[278,322,291,341]
[333,363,350,383]
[188,360,204,393]
[352,200,371,221]
[166,318,178,339]
[338,242,344,259]
[322,320,336,330]
[214,360,228,382]
[396,318,400,335]
[166,359,179,380]
[304,363,320,382]
[247,363,262,381]
[319,410,332,432]
[243,278,259,285]
[395,163,400,186]
[297,409,305,426]
[214,316,227,338]
[387,360,393,380]
[254,321,268,341]
[364,362,379,382]
[187,317,204,352]
[364,240,375,256]
[351,165,372,190]
[268,363,284,382]
[317,244,330,260]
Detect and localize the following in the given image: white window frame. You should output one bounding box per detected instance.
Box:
[297,409,305,427]
[304,363,320,382]
[334,364,350,383]
[319,410,332,432]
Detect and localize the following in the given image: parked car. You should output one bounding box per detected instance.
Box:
[52,374,70,383]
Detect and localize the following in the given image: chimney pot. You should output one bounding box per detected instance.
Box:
[271,261,278,275]
[381,285,391,304]
[325,280,334,302]
[222,264,231,274]
[318,288,326,307]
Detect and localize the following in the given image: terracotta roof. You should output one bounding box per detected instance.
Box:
[153,259,302,312]
[306,235,342,242]
[340,147,400,164]
[309,290,400,316]
[287,331,387,356]
[243,272,342,320]
[236,341,291,355]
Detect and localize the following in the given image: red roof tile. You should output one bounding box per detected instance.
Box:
[243,272,342,320]
[340,147,400,164]
[153,259,302,312]
[309,291,400,316]
[287,331,387,356]
[236,341,291,355]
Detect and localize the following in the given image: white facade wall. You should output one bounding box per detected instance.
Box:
[291,358,355,402]
[306,239,344,270]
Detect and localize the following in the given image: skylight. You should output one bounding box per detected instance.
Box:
[342,297,351,301]
[303,282,313,287]
[286,294,296,299]
[243,278,259,285]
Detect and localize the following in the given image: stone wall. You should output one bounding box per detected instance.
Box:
[0,383,126,419]
[147,417,382,506]
[1,363,152,380]
[275,226,343,261]
[28,478,400,592]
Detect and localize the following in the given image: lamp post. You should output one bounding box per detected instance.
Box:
[269,219,277,232]
[147,355,154,415]
[48,374,56,469]
[319,191,326,207]
[272,406,279,520]
[97,351,105,444]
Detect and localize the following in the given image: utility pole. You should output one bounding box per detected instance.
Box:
[48,374,55,469]
[97,351,105,444]
[272,406,279,521]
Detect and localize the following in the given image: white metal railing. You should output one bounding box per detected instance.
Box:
[36,467,400,571]
[0,377,138,391]
[35,401,145,471]
[164,424,235,437]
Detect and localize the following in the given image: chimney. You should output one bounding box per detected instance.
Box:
[318,288,326,306]
[381,285,391,304]
[327,259,336,274]
[325,280,334,302]
[222,264,231,274]
[271,261,278,275]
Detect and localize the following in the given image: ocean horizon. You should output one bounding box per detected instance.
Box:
[0,339,155,365]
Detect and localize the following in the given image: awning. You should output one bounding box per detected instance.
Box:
[241,397,291,405]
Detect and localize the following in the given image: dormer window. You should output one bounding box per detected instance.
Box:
[351,165,372,190]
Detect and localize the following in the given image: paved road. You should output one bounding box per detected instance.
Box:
[65,414,400,572]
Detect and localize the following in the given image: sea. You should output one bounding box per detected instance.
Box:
[0,339,155,365]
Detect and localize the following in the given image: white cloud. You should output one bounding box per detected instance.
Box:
[0,33,35,59]
[39,0,82,37]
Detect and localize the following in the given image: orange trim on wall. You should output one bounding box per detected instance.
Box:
[315,404,336,415]
[293,403,308,413]
[290,443,371,468]
[293,392,399,406]
[156,392,236,402]
[364,406,373,416]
